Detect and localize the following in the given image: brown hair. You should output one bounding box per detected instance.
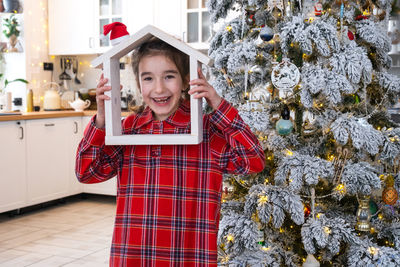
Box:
[130,37,190,113]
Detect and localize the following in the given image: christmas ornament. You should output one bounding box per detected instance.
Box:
[259,26,274,42]
[355,15,368,21]
[303,254,320,267]
[221,181,234,202]
[314,2,323,17]
[245,8,256,25]
[369,199,378,219]
[347,30,355,41]
[250,83,271,103]
[276,105,293,136]
[304,204,311,218]
[266,0,284,13]
[356,195,372,232]
[302,111,319,137]
[103,22,130,46]
[382,175,399,205]
[271,58,300,97]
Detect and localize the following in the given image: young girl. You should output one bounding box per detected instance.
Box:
[75,38,265,266]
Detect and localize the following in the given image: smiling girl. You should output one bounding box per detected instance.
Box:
[76,38,265,266]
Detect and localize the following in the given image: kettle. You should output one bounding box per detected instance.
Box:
[69,98,91,112]
[43,82,61,111]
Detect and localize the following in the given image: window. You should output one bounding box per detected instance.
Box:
[185,0,211,48]
[99,0,123,47]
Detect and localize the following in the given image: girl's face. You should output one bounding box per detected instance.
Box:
[138,54,186,121]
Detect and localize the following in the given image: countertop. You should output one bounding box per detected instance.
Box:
[0,110,132,122]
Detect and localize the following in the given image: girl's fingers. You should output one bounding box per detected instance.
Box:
[197,67,205,79]
[97,95,111,100]
[189,79,207,86]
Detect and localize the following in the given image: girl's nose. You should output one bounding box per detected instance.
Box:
[155,79,165,93]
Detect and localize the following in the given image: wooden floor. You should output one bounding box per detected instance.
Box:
[0,195,116,267]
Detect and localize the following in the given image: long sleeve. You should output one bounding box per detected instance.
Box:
[208,99,265,174]
[75,116,123,184]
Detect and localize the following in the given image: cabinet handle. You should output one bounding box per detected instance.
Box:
[74,121,78,134]
[19,126,23,140]
[182,31,186,42]
[89,37,94,48]
[45,123,55,127]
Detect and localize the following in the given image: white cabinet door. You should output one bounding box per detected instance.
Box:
[69,117,83,195]
[153,0,183,38]
[26,118,71,205]
[125,0,155,34]
[0,121,26,213]
[48,0,96,55]
[81,116,117,196]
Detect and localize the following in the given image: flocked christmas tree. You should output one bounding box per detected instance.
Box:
[206,0,400,266]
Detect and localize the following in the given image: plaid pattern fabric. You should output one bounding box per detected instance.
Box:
[75,99,265,266]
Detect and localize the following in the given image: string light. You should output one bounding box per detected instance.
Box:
[226,25,232,32]
[324,226,331,235]
[335,184,346,194]
[285,150,294,156]
[226,234,234,242]
[258,195,269,205]
[261,246,271,251]
[368,247,378,256]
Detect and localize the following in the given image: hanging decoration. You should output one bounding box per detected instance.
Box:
[303,254,320,267]
[271,58,300,98]
[382,175,399,206]
[266,0,284,13]
[304,203,311,218]
[314,2,323,17]
[332,147,349,185]
[221,181,234,202]
[250,83,271,103]
[356,195,372,232]
[245,7,256,25]
[259,26,274,42]
[276,105,293,136]
[301,110,319,137]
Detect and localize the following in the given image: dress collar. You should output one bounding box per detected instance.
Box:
[133,99,191,129]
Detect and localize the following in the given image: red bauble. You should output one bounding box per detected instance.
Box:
[355,15,368,21]
[304,204,311,217]
[347,30,355,41]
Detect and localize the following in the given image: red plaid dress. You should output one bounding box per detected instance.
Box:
[75,99,265,266]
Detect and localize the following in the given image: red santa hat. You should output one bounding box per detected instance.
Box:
[103,22,130,46]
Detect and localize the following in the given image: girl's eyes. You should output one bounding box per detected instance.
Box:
[142,75,176,81]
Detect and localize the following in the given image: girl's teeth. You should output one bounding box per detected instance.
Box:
[154,97,169,103]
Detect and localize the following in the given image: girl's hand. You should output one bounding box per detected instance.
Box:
[188,68,222,110]
[95,73,122,128]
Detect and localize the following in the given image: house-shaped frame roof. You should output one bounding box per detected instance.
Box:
[91,25,212,145]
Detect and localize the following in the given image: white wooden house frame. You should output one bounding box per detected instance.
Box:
[91,25,212,145]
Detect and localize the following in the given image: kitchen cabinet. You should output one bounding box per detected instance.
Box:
[48,0,128,55]
[153,0,183,38]
[0,121,27,213]
[69,118,83,194]
[25,117,72,205]
[81,116,117,196]
[48,0,96,55]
